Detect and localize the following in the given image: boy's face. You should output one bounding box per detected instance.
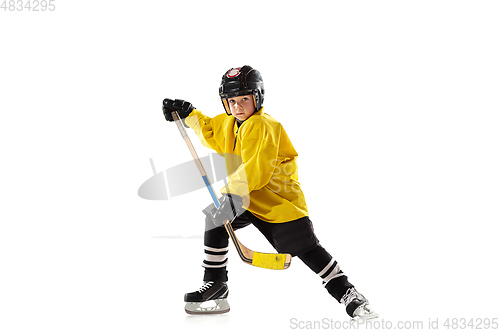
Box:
[227,95,255,121]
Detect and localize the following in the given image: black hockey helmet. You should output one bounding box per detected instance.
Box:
[219,65,265,115]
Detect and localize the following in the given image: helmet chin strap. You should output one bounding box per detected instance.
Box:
[252,94,259,113]
[222,99,231,115]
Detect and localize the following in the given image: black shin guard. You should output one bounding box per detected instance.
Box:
[203,268,228,282]
[298,245,354,303]
[325,275,354,302]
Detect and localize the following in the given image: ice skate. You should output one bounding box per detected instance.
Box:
[184,281,230,315]
[340,287,378,320]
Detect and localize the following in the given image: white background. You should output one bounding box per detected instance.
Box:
[1,1,499,332]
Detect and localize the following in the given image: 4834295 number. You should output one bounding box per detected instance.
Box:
[443,318,498,330]
[1,0,55,11]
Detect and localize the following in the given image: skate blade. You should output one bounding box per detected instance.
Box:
[352,311,379,321]
[352,304,379,321]
[184,299,230,315]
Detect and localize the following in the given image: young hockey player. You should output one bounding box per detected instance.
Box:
[162,65,377,319]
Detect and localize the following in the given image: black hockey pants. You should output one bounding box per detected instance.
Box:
[201,211,354,302]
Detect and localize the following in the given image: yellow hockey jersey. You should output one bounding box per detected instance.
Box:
[185,108,308,223]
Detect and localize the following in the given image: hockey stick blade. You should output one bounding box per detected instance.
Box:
[224,220,291,270]
[171,110,292,270]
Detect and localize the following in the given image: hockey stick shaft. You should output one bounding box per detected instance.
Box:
[171,111,291,270]
[171,111,251,258]
[171,113,220,206]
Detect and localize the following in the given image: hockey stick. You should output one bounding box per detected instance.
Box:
[171,111,291,270]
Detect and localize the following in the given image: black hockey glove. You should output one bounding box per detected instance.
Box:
[211,194,246,227]
[162,98,195,122]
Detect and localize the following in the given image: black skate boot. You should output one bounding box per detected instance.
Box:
[184,281,230,315]
[340,287,378,320]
